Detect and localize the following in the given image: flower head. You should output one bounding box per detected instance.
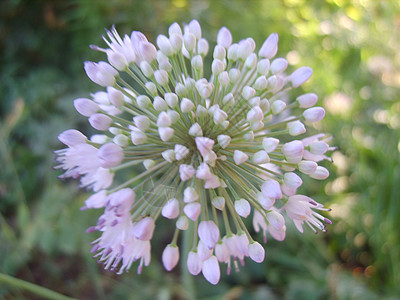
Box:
[56,20,333,284]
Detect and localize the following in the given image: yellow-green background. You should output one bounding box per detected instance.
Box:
[1,0,399,299]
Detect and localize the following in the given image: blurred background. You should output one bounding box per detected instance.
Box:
[1,0,399,299]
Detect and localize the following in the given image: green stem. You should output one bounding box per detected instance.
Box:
[181,223,196,300]
[0,272,77,300]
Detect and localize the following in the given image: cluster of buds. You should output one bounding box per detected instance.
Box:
[56,20,333,284]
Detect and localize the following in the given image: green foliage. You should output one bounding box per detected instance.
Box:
[1,0,400,298]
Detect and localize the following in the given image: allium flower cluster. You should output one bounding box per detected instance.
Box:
[56,20,333,284]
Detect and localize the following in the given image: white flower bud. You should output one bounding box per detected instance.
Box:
[197,38,209,56]
[288,120,306,136]
[257,192,275,210]
[212,197,225,210]
[298,160,318,174]
[162,149,175,163]
[168,22,182,37]
[167,109,179,123]
[310,166,329,180]
[158,127,174,141]
[213,45,226,60]
[176,215,189,230]
[261,179,282,199]
[217,27,232,49]
[145,82,158,96]
[270,57,288,74]
[218,71,230,87]
[228,68,240,82]
[157,111,171,127]
[139,42,157,63]
[179,164,195,181]
[109,127,121,135]
[107,50,128,71]
[175,82,187,97]
[154,69,169,86]
[153,96,168,111]
[283,172,303,189]
[271,100,286,114]
[74,98,99,117]
[196,162,212,180]
[257,59,270,75]
[184,202,201,221]
[189,123,203,137]
[198,220,220,249]
[89,113,112,131]
[84,61,117,87]
[180,98,195,113]
[217,135,231,148]
[211,59,225,75]
[191,55,203,70]
[98,143,124,168]
[187,251,202,275]
[290,66,313,87]
[251,121,264,131]
[157,34,174,56]
[143,159,155,170]
[268,75,285,93]
[238,39,253,60]
[204,174,221,189]
[253,76,268,90]
[259,33,279,59]
[222,93,235,106]
[202,256,220,285]
[162,198,180,219]
[184,33,196,52]
[199,84,213,99]
[253,150,270,164]
[262,137,279,152]
[162,244,179,271]
[83,190,107,209]
[245,53,257,69]
[234,150,248,165]
[188,19,202,39]
[303,107,325,122]
[309,141,329,155]
[133,217,155,241]
[136,95,151,108]
[183,186,199,203]
[169,33,183,52]
[175,144,189,160]
[213,109,228,124]
[165,93,179,108]
[113,134,128,147]
[196,105,208,117]
[266,210,285,230]
[235,199,251,218]
[58,129,86,146]
[140,61,154,77]
[282,140,304,163]
[90,134,108,144]
[248,96,261,107]
[131,129,147,145]
[247,106,263,123]
[297,93,318,108]
[227,43,238,61]
[133,115,150,131]
[242,86,256,100]
[107,87,125,107]
[248,242,265,263]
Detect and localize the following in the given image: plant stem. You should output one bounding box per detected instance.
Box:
[0,272,77,300]
[181,223,196,300]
